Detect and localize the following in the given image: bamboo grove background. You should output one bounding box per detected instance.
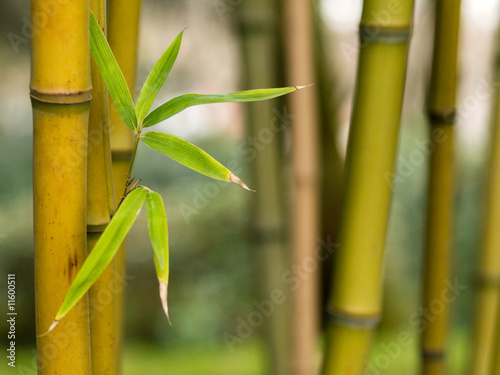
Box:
[2,0,500,374]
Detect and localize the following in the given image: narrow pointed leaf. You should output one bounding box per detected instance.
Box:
[136,31,184,125]
[141,132,252,190]
[51,187,148,327]
[89,11,137,131]
[142,87,299,128]
[145,191,171,324]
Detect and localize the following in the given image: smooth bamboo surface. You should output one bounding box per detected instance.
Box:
[238,1,290,374]
[107,0,142,372]
[87,1,117,373]
[322,1,413,373]
[31,0,92,373]
[422,1,460,373]
[283,0,321,374]
[472,29,500,375]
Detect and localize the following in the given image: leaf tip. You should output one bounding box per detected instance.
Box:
[229,173,255,192]
[159,279,172,326]
[295,84,315,90]
[38,320,59,337]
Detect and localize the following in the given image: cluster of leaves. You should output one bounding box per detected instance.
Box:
[47,11,298,333]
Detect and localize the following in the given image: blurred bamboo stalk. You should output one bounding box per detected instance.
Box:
[238,1,290,374]
[312,0,344,318]
[31,0,91,373]
[421,1,460,374]
[283,0,321,374]
[107,0,142,371]
[87,0,116,373]
[321,1,414,374]
[472,25,500,375]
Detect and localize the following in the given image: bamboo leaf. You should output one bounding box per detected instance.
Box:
[141,132,252,190]
[145,191,171,324]
[136,30,184,126]
[142,87,299,128]
[89,11,137,131]
[48,187,148,331]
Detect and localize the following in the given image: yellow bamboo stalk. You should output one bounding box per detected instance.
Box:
[321,1,414,374]
[472,29,500,375]
[421,1,460,374]
[86,1,117,373]
[238,1,290,374]
[107,0,142,371]
[31,0,91,373]
[283,1,321,374]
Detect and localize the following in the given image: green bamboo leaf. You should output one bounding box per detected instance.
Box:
[145,191,171,324]
[136,30,184,126]
[47,187,148,333]
[142,87,299,128]
[89,11,137,131]
[141,132,252,190]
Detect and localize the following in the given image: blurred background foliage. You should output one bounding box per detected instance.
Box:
[0,0,498,373]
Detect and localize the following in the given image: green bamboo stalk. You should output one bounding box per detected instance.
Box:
[31,0,92,373]
[321,1,414,374]
[238,1,290,374]
[87,0,117,373]
[421,1,460,374]
[283,1,321,374]
[107,0,142,371]
[471,28,500,375]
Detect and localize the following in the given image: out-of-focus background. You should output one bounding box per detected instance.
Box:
[0,0,498,374]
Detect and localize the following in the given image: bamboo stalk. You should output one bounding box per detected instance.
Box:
[87,0,117,373]
[321,1,414,374]
[107,0,142,371]
[471,29,500,375]
[421,1,460,374]
[31,0,92,373]
[283,1,321,374]
[238,1,290,374]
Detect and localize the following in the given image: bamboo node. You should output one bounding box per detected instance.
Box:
[427,109,456,124]
[30,88,92,105]
[422,349,445,361]
[359,26,411,44]
[87,224,108,233]
[111,150,134,161]
[326,306,380,330]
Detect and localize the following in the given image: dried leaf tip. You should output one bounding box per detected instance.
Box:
[159,279,172,326]
[229,173,255,192]
[295,84,315,90]
[38,320,59,337]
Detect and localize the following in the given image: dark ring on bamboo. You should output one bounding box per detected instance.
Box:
[111,150,134,160]
[29,89,93,104]
[474,274,500,287]
[421,349,445,360]
[359,26,411,44]
[326,306,380,329]
[427,109,456,124]
[87,224,107,233]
